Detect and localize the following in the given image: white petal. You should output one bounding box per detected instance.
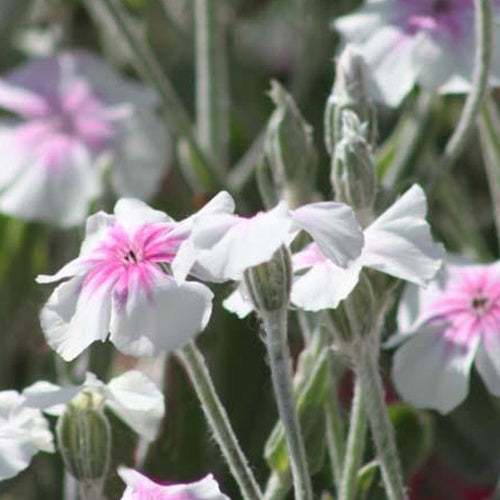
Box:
[103,370,165,441]
[223,284,254,318]
[109,274,213,357]
[392,325,479,414]
[291,202,364,267]
[110,109,170,201]
[0,142,100,227]
[40,276,112,361]
[113,198,168,234]
[291,261,362,311]
[186,202,292,281]
[0,80,50,117]
[362,184,444,285]
[475,332,500,398]
[22,381,82,416]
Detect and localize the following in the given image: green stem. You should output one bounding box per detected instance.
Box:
[431,0,493,189]
[195,0,228,170]
[261,309,313,500]
[338,376,367,500]
[92,0,225,191]
[323,350,345,488]
[478,97,500,250]
[354,343,407,500]
[176,341,262,500]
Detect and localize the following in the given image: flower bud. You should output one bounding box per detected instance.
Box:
[264,80,317,208]
[331,110,377,216]
[325,45,377,153]
[56,391,111,485]
[244,245,292,312]
[327,272,376,349]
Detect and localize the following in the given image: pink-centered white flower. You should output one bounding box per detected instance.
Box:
[37,197,217,361]
[0,50,170,226]
[333,0,500,106]
[22,370,164,441]
[0,390,54,481]
[290,184,444,311]
[391,261,500,414]
[173,195,364,283]
[118,467,230,500]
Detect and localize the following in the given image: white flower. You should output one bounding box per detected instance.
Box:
[0,50,170,226]
[290,184,444,311]
[22,370,165,441]
[173,194,364,282]
[333,0,500,106]
[118,467,230,499]
[0,391,54,481]
[37,197,216,360]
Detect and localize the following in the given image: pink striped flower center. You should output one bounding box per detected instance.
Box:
[426,268,500,345]
[82,222,181,307]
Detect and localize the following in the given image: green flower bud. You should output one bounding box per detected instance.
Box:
[264,80,317,208]
[56,391,111,486]
[244,245,292,312]
[325,45,377,152]
[327,272,376,349]
[331,110,377,216]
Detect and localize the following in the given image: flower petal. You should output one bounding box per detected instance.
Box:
[103,370,165,441]
[113,198,169,235]
[40,276,112,361]
[392,324,479,414]
[22,381,82,416]
[475,327,500,398]
[109,274,213,356]
[362,184,444,285]
[223,284,254,318]
[291,202,363,267]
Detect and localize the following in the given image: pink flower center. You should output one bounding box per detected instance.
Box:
[82,222,181,307]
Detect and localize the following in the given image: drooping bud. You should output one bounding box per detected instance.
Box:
[244,245,292,313]
[264,80,317,208]
[56,390,111,492]
[331,110,377,217]
[327,272,376,350]
[325,44,377,153]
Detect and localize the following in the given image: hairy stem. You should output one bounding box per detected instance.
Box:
[176,341,262,500]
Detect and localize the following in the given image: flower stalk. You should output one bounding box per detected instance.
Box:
[176,341,262,500]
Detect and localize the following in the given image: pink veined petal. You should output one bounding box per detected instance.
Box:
[291,201,363,268]
[392,323,480,414]
[0,80,50,118]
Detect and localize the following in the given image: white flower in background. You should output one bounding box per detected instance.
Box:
[0,50,170,226]
[391,262,500,414]
[333,0,500,106]
[290,184,444,311]
[22,370,164,441]
[0,391,54,481]
[37,197,217,360]
[173,194,364,283]
[118,467,230,500]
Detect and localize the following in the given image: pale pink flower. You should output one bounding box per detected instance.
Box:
[118,467,230,500]
[334,0,500,106]
[37,197,219,360]
[290,185,444,311]
[391,262,500,413]
[0,391,54,481]
[0,50,169,226]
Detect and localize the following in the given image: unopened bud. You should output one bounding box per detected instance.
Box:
[264,80,317,208]
[325,45,377,153]
[328,272,376,349]
[244,245,292,312]
[331,110,377,216]
[56,391,111,486]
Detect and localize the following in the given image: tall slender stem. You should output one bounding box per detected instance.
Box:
[338,376,367,500]
[354,343,407,500]
[90,0,225,191]
[323,350,345,488]
[195,0,228,170]
[431,0,493,189]
[261,309,313,500]
[175,341,262,500]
